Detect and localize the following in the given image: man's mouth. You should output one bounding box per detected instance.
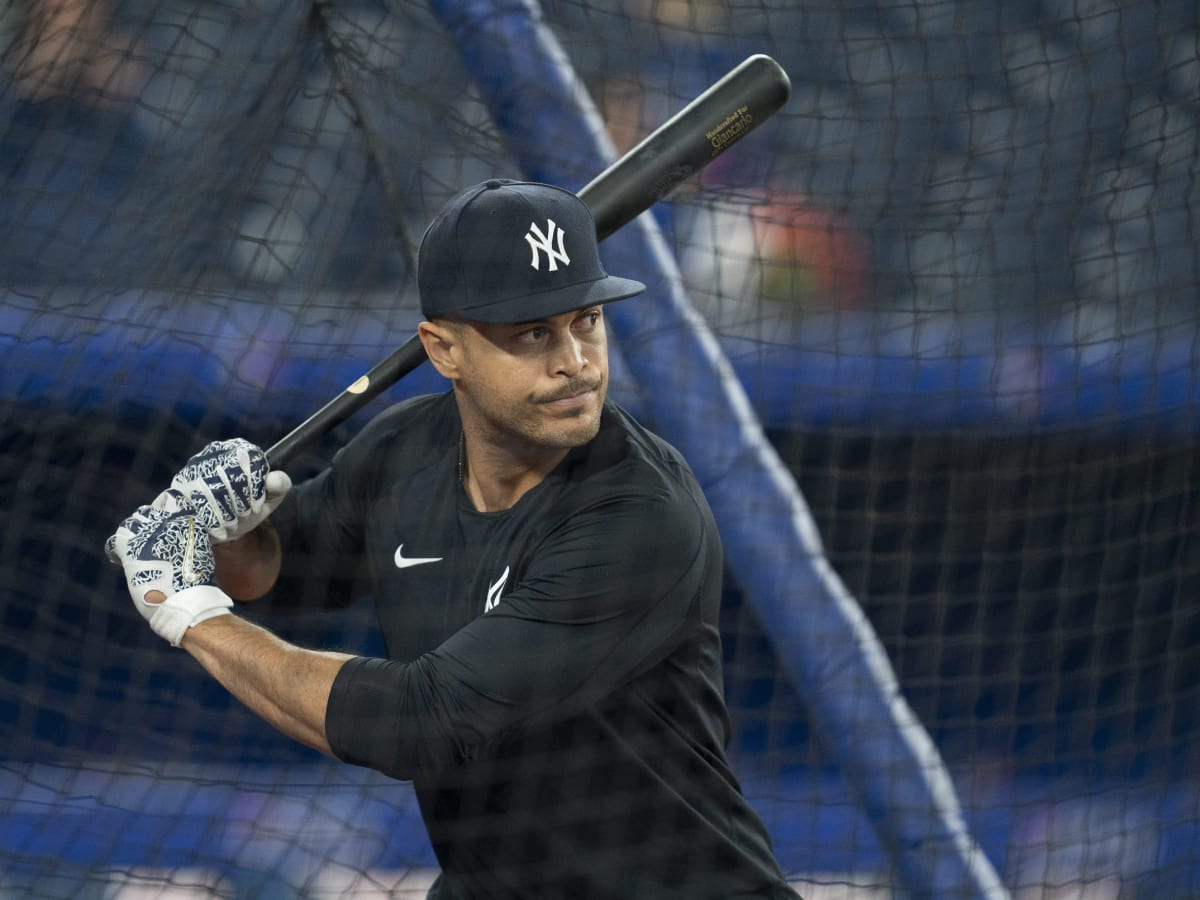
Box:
[538,381,600,405]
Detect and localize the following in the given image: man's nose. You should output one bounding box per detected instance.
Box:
[551,333,587,376]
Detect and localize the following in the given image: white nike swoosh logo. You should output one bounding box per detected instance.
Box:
[394,544,444,569]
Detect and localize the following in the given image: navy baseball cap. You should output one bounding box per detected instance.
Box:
[418,179,645,323]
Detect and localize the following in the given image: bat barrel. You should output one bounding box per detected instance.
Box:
[580,54,791,240]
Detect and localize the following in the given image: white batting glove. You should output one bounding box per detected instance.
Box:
[105,490,234,646]
[164,438,291,545]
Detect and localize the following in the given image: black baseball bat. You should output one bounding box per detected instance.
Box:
[265,54,790,468]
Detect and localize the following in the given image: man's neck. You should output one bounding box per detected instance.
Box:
[459,430,568,513]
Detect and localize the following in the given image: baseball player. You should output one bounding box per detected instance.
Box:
[107,180,800,899]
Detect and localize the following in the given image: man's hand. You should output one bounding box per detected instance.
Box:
[106,493,343,756]
[165,438,291,545]
[105,490,234,646]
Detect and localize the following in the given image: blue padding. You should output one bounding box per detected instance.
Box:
[4,293,1194,436]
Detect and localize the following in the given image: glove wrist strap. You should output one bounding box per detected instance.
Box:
[154,585,234,647]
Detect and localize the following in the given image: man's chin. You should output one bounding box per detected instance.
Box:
[540,405,603,449]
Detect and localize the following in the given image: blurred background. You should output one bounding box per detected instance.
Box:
[1,0,1197,896]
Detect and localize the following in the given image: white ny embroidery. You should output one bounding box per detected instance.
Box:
[485,565,510,613]
[524,220,570,272]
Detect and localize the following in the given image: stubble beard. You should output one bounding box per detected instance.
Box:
[491,374,606,452]
[528,377,606,450]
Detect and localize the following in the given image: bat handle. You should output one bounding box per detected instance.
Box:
[265,333,429,469]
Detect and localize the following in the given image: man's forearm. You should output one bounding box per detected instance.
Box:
[180,614,354,757]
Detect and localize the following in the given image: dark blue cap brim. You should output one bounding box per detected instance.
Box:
[443,272,645,324]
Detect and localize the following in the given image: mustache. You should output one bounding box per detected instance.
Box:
[534,378,603,404]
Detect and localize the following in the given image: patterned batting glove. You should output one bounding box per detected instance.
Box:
[165,438,291,545]
[105,490,234,646]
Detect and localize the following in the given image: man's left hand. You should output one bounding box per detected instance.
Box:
[105,490,234,646]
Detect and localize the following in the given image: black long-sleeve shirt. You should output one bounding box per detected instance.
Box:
[269,392,797,899]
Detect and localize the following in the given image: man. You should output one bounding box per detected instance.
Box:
[108,179,800,898]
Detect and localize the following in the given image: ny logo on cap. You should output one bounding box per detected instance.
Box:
[525,219,571,272]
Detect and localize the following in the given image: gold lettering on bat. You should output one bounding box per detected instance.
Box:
[348,375,370,394]
[706,106,754,155]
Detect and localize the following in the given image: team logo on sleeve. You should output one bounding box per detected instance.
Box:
[484,566,510,613]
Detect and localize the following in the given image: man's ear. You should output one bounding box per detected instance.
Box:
[418,320,461,380]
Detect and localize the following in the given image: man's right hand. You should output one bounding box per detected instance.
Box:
[164,438,291,545]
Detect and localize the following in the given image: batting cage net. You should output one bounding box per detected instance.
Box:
[2,0,1198,896]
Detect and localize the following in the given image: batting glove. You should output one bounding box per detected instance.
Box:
[164,438,291,545]
[105,490,234,646]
